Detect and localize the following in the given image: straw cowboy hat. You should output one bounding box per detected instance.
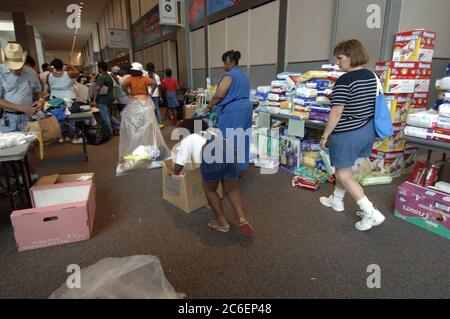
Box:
[1,43,27,70]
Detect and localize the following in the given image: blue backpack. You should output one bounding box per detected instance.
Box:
[373,72,393,139]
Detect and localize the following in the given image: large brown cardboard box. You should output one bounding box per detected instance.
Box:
[183,104,197,119]
[162,161,223,213]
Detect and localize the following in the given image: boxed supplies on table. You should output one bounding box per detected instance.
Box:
[394,182,450,240]
[411,92,429,109]
[10,173,96,252]
[370,149,404,178]
[279,135,302,174]
[392,29,436,62]
[433,127,450,143]
[402,145,418,174]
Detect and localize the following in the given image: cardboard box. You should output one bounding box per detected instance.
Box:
[394,182,450,240]
[162,162,223,213]
[385,94,412,124]
[183,104,197,119]
[411,92,429,108]
[376,61,417,93]
[402,146,418,174]
[417,62,433,79]
[414,79,431,93]
[375,61,432,93]
[393,29,436,62]
[279,135,302,174]
[10,173,96,252]
[373,131,405,152]
[370,149,404,177]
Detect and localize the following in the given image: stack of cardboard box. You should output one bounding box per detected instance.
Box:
[372,29,436,177]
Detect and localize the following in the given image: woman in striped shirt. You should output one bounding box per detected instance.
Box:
[319,39,385,231]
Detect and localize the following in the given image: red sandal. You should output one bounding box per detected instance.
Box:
[240,221,253,237]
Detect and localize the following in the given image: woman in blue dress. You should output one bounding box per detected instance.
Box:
[205,50,253,172]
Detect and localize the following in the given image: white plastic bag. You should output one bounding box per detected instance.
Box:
[49,255,185,299]
[116,98,170,176]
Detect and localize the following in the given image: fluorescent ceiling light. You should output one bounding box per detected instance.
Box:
[0,21,14,32]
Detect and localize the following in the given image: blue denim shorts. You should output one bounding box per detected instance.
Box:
[200,162,240,182]
[329,120,376,169]
[200,134,240,182]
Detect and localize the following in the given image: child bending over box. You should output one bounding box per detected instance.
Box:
[167,119,253,236]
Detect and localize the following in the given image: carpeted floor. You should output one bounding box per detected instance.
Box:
[0,125,449,299]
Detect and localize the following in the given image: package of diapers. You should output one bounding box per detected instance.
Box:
[438,103,450,118]
[404,126,434,139]
[406,110,438,128]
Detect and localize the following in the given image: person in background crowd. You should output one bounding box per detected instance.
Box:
[25,55,36,70]
[123,62,155,99]
[167,119,253,236]
[203,50,252,174]
[39,63,50,99]
[48,58,79,100]
[47,58,81,143]
[319,39,385,231]
[146,63,164,128]
[0,43,44,131]
[92,61,119,137]
[0,43,44,179]
[110,65,129,114]
[161,68,179,125]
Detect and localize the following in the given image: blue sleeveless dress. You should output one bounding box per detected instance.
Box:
[216,67,253,171]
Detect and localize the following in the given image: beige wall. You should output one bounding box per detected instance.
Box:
[249,0,279,65]
[226,11,249,66]
[286,0,334,63]
[130,0,141,24]
[335,0,387,68]
[191,28,206,69]
[141,0,158,16]
[46,51,82,65]
[399,0,450,58]
[208,20,227,68]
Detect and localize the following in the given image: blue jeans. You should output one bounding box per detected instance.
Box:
[98,104,120,136]
[152,97,162,124]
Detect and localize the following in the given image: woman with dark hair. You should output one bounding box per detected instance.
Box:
[48,58,79,100]
[319,39,385,231]
[204,50,252,173]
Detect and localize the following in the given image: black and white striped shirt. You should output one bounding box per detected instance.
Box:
[331,69,377,133]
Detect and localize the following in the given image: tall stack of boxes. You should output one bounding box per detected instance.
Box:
[372,29,436,177]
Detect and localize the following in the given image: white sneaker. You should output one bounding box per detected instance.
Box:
[58,137,70,143]
[72,137,84,144]
[319,195,345,212]
[355,208,386,231]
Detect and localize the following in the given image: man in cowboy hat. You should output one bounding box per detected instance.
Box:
[0,42,44,133]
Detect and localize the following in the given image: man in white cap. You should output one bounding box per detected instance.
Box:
[0,43,44,132]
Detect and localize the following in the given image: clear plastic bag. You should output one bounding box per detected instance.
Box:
[49,255,185,299]
[116,98,170,176]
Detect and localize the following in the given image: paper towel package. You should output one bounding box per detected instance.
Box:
[10,173,96,252]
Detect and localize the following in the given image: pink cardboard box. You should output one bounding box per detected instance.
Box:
[394,182,450,240]
[10,173,96,252]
